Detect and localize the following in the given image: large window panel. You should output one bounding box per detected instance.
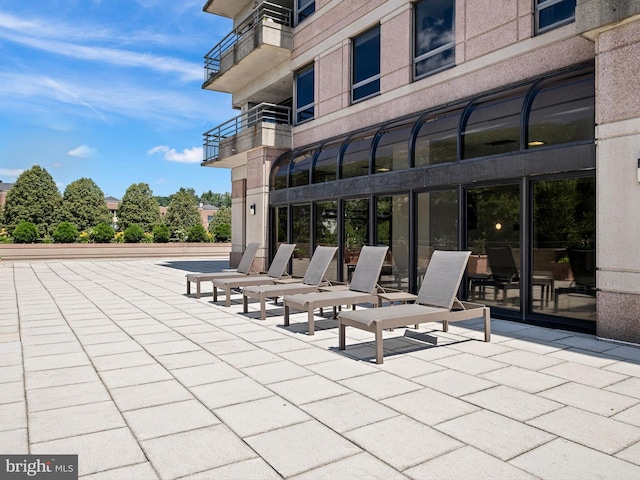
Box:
[343,198,369,281]
[352,25,381,103]
[296,0,315,24]
[272,206,288,259]
[373,121,414,174]
[289,150,313,188]
[315,201,339,281]
[536,0,576,34]
[295,64,314,125]
[377,195,410,290]
[313,140,343,183]
[414,0,455,79]
[271,154,291,190]
[292,204,311,277]
[414,110,460,167]
[341,131,375,179]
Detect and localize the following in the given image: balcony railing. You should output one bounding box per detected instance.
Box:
[203,103,292,162]
[204,1,293,83]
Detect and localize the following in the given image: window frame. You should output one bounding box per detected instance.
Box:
[535,0,576,35]
[294,64,315,125]
[351,25,381,104]
[413,0,456,81]
[295,0,315,25]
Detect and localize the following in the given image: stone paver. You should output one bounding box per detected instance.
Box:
[3,258,640,479]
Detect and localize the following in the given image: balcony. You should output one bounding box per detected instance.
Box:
[202,103,292,169]
[203,2,293,96]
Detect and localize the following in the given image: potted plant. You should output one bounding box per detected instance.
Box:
[468,238,488,274]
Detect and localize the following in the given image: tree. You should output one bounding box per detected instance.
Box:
[208,206,231,242]
[116,183,161,231]
[199,190,231,208]
[2,165,62,236]
[59,178,111,231]
[165,188,201,233]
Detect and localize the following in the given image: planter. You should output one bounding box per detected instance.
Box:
[552,262,574,281]
[468,255,488,275]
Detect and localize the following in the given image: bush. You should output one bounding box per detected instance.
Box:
[187,224,208,242]
[212,223,231,242]
[91,222,115,243]
[123,224,144,243]
[12,221,39,244]
[152,224,170,243]
[53,222,79,243]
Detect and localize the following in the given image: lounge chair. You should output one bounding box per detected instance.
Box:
[186,242,260,298]
[282,245,389,335]
[553,248,596,311]
[212,243,297,307]
[242,246,338,320]
[338,250,490,364]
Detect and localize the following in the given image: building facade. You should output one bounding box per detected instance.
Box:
[201,0,640,343]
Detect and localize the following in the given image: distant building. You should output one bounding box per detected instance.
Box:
[0,181,14,210]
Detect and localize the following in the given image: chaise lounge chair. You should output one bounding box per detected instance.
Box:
[338,250,491,364]
[186,242,261,298]
[282,245,389,335]
[242,246,338,320]
[212,243,297,307]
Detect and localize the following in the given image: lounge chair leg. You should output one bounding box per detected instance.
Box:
[225,289,231,307]
[484,307,491,342]
[196,280,201,299]
[242,295,248,313]
[442,320,449,332]
[260,296,266,321]
[308,309,315,336]
[375,327,384,364]
[284,305,290,326]
[186,280,191,296]
[339,323,346,350]
[213,285,218,302]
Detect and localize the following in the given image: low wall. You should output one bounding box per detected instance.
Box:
[0,243,232,262]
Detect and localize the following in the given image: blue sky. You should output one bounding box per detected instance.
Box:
[0,0,235,199]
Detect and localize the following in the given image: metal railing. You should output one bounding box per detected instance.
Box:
[204,1,293,83]
[203,103,292,162]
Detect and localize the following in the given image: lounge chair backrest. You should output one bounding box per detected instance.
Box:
[266,243,297,278]
[486,245,519,282]
[349,246,389,293]
[416,250,471,309]
[236,242,261,274]
[302,246,338,285]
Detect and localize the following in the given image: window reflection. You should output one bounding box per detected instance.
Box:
[290,150,313,187]
[414,110,460,166]
[374,122,413,174]
[536,0,576,34]
[376,195,410,290]
[341,132,375,179]
[271,154,290,190]
[291,204,310,277]
[313,140,342,183]
[352,26,381,103]
[344,198,369,280]
[272,206,288,259]
[414,0,455,78]
[316,201,338,281]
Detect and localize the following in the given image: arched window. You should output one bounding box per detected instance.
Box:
[373,119,417,173]
[313,139,344,183]
[270,152,292,190]
[341,130,376,179]
[289,150,315,187]
[414,109,461,167]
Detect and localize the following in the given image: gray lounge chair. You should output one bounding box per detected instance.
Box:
[242,246,338,320]
[338,250,490,364]
[186,242,260,298]
[282,245,389,335]
[212,243,297,307]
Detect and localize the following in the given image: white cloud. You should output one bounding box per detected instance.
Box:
[0,168,24,181]
[68,145,97,158]
[149,145,202,164]
[51,162,62,168]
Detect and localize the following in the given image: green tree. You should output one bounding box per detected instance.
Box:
[165,188,201,233]
[208,206,231,243]
[117,183,161,231]
[59,178,111,231]
[199,190,231,208]
[2,165,62,236]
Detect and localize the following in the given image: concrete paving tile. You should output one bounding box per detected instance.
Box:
[111,380,193,411]
[270,375,352,404]
[91,351,157,371]
[0,402,26,432]
[278,346,342,365]
[463,385,563,422]
[32,428,146,477]
[540,361,628,388]
[616,441,640,466]
[447,339,514,357]
[72,325,123,336]
[191,377,273,409]
[511,438,640,480]
[23,352,91,371]
[0,381,23,404]
[141,425,256,480]
[98,363,173,389]
[480,365,568,393]
[346,415,462,471]
[184,458,282,480]
[432,352,505,375]
[613,403,640,428]
[246,421,361,478]
[124,324,174,335]
[25,365,100,390]
[605,360,640,378]
[305,358,379,380]
[0,365,23,383]
[27,381,111,412]
[528,406,640,454]
[0,429,28,454]
[123,399,219,440]
[241,329,290,343]
[131,331,186,345]
[436,410,555,461]
[79,462,159,480]
[21,325,73,336]
[171,362,243,387]
[241,360,312,384]
[606,377,640,399]
[22,341,83,358]
[499,338,566,355]
[218,349,282,369]
[139,340,201,356]
[29,401,126,443]
[201,338,258,355]
[489,349,567,370]
[376,355,446,378]
[406,445,538,480]
[155,350,219,370]
[338,371,421,400]
[76,332,132,345]
[555,335,620,353]
[20,332,77,346]
[382,388,479,426]
[412,369,496,397]
[184,330,238,343]
[291,452,406,480]
[540,382,639,416]
[84,341,145,357]
[548,347,620,368]
[214,395,311,437]
[606,345,640,363]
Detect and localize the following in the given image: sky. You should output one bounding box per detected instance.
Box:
[0,0,235,199]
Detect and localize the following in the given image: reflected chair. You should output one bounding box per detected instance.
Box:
[242,246,338,320]
[186,242,260,298]
[554,248,596,311]
[338,250,490,364]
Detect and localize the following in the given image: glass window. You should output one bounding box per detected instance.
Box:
[272,206,288,259]
[527,69,594,149]
[373,121,414,174]
[341,131,375,179]
[414,0,455,79]
[315,201,338,281]
[292,204,311,276]
[313,140,343,183]
[536,0,576,34]
[414,109,460,167]
[295,64,314,125]
[462,87,528,159]
[290,150,314,188]
[296,0,315,24]
[352,25,381,103]
[343,198,369,281]
[376,195,410,291]
[271,153,291,190]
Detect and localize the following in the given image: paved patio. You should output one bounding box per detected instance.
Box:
[1,257,640,479]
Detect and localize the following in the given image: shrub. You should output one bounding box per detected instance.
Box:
[12,221,39,244]
[53,222,79,243]
[152,224,170,243]
[114,231,124,243]
[0,228,10,244]
[187,224,208,242]
[123,224,144,243]
[91,222,115,243]
[212,223,231,242]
